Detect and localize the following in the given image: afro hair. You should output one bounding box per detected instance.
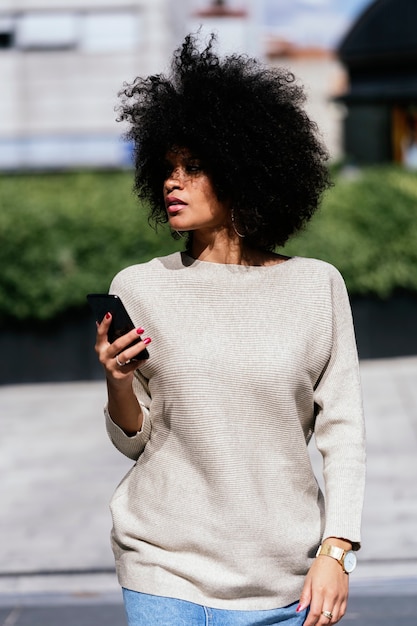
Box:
[117,33,331,251]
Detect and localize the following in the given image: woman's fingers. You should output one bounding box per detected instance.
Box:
[94,312,151,373]
[94,312,112,362]
[113,337,151,368]
[109,327,151,362]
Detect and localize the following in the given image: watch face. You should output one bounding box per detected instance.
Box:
[344,551,357,573]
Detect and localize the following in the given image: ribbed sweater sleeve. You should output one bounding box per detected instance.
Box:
[105,370,152,461]
[313,268,365,547]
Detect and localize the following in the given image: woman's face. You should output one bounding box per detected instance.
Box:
[163,148,229,233]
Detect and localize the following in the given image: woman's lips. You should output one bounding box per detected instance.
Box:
[166,197,187,213]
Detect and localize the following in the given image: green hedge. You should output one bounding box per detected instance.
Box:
[281,165,417,297]
[0,171,181,323]
[1,165,416,323]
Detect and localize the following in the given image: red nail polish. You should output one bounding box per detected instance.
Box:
[143,337,151,345]
[105,312,111,319]
[296,604,302,613]
[136,327,145,335]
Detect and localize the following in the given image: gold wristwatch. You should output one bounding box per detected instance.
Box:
[316,543,357,574]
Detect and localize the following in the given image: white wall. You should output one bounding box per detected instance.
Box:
[0,0,176,169]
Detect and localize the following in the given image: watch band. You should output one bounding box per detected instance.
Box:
[316,544,345,561]
[316,543,357,573]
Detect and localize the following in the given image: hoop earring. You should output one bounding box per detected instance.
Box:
[174,230,185,238]
[231,210,245,238]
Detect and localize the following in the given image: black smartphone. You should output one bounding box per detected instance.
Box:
[87,293,149,360]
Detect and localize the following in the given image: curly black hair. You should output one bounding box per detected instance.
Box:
[117,33,331,251]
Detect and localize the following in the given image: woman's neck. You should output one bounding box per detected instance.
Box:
[190,232,286,267]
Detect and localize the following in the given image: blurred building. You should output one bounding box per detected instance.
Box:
[337,0,417,166]
[189,0,262,58]
[266,41,346,163]
[0,1,342,170]
[0,0,183,170]
[0,0,248,171]
[0,0,264,171]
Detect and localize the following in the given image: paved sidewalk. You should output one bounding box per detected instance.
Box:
[1,357,417,600]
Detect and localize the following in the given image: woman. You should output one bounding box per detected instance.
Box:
[95,35,366,626]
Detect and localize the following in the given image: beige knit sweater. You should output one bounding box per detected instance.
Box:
[105,252,366,611]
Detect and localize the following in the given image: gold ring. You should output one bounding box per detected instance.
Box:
[322,610,333,620]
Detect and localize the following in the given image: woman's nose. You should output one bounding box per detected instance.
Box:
[165,168,184,191]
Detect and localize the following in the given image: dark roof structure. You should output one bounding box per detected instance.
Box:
[337,0,417,103]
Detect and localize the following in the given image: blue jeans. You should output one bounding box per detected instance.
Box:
[122,589,308,626]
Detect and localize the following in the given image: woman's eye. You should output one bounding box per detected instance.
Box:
[187,162,202,173]
[161,159,203,179]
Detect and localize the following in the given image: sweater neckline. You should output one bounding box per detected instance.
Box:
[180,251,298,273]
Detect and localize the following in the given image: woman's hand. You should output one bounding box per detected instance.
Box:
[298,539,351,625]
[95,312,151,384]
[95,312,151,434]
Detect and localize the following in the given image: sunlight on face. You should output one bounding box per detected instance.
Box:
[163,148,229,233]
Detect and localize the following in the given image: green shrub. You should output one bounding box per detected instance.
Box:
[0,171,181,323]
[282,165,417,297]
[1,165,416,323]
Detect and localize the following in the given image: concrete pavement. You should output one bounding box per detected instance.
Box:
[0,357,416,605]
